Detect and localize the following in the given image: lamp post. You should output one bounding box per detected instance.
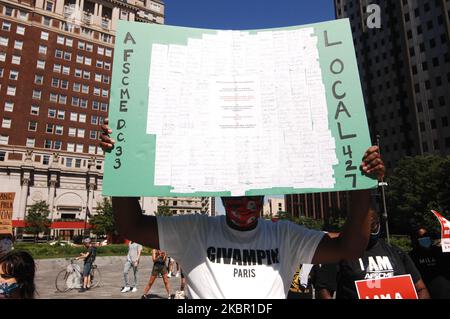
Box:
[377,134,391,244]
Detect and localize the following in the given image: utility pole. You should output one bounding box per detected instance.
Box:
[377,134,391,244]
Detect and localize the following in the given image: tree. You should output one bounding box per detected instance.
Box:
[156,200,173,216]
[25,201,51,242]
[386,155,450,235]
[276,211,324,230]
[89,198,118,242]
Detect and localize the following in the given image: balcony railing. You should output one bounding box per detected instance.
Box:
[64,5,75,17]
[101,18,110,29]
[82,12,92,24]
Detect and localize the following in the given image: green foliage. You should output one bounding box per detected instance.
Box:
[156,205,173,216]
[389,235,412,252]
[276,211,324,230]
[386,155,450,234]
[89,198,117,237]
[25,201,51,241]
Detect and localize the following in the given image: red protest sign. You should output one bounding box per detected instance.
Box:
[355,275,418,299]
[431,210,450,253]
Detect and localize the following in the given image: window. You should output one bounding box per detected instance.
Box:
[38,45,47,54]
[18,11,28,20]
[79,114,86,123]
[91,115,98,125]
[48,109,56,118]
[76,144,83,153]
[76,55,83,63]
[101,103,108,112]
[49,93,58,102]
[75,69,82,77]
[55,125,63,135]
[14,40,23,50]
[26,138,35,147]
[28,121,37,131]
[53,64,61,73]
[41,31,49,40]
[12,55,21,65]
[70,113,77,121]
[84,57,91,65]
[2,118,11,128]
[42,155,50,165]
[52,78,59,87]
[57,110,65,119]
[46,123,54,133]
[0,135,9,145]
[80,99,87,108]
[66,157,73,167]
[37,60,45,69]
[30,105,39,115]
[73,83,81,92]
[95,74,102,82]
[68,127,76,137]
[92,101,99,110]
[54,140,62,150]
[93,87,100,96]
[66,38,73,47]
[42,16,51,27]
[83,71,90,79]
[0,52,5,62]
[0,68,3,77]
[45,1,54,12]
[55,49,63,59]
[16,25,25,35]
[62,66,70,75]
[64,52,71,60]
[9,70,18,80]
[104,62,111,70]
[7,86,16,96]
[102,89,109,98]
[78,41,85,50]
[67,143,75,152]
[75,158,82,168]
[86,43,93,52]
[44,140,52,149]
[88,145,96,154]
[4,102,14,112]
[59,95,67,104]
[105,48,112,57]
[2,22,11,31]
[97,47,104,55]
[103,75,110,84]
[4,7,13,16]
[61,80,69,89]
[77,128,85,138]
[0,37,8,46]
[82,85,89,94]
[90,130,97,139]
[96,60,103,68]
[72,97,79,106]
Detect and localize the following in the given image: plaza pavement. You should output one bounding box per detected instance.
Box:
[35,256,184,299]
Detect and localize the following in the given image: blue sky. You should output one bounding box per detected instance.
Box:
[164,1,336,214]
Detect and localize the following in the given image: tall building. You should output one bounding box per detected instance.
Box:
[334,0,450,170]
[263,198,285,218]
[0,0,165,239]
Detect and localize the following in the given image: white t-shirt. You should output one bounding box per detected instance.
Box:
[157,215,324,299]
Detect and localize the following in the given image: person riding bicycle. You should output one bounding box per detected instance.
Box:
[76,238,97,293]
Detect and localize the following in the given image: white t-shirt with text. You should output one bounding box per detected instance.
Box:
[157,215,324,299]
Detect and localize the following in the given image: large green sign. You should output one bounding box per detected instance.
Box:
[103,19,377,197]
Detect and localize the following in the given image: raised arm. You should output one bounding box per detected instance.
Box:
[100,119,159,248]
[311,146,385,264]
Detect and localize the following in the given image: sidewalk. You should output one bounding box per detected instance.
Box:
[35,256,184,299]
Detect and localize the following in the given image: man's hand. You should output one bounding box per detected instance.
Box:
[361,146,385,180]
[100,118,114,150]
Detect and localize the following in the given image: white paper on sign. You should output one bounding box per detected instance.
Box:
[146,29,338,194]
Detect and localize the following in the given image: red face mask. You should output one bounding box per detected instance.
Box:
[222,196,264,228]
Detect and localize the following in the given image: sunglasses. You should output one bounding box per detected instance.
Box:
[0,273,15,280]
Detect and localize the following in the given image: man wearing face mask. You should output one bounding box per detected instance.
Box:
[315,209,430,299]
[409,227,450,299]
[100,119,386,299]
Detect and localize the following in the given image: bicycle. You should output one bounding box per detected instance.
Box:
[55,258,101,292]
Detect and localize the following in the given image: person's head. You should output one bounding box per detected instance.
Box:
[83,238,92,248]
[411,226,433,250]
[0,251,36,299]
[221,196,264,229]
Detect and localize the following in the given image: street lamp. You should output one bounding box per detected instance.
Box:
[377,134,391,244]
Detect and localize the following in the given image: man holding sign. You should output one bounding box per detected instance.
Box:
[101,119,386,299]
[314,209,430,299]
